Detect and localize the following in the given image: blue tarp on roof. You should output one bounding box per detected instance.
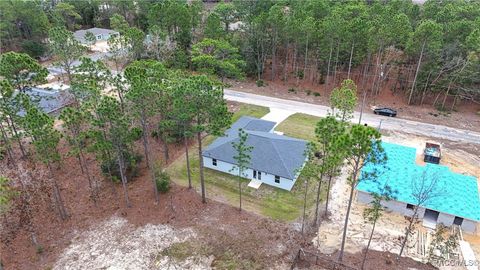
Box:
[357,142,480,221]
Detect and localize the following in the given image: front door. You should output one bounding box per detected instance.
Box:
[253,170,257,179]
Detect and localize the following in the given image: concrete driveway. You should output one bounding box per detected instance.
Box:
[261,108,293,128]
[224,89,480,145]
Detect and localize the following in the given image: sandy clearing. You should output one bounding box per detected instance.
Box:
[54,216,212,270]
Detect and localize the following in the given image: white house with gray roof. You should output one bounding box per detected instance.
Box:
[73,28,119,44]
[202,116,308,191]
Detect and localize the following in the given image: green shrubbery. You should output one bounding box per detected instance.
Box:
[256,80,265,87]
[155,170,171,193]
[21,40,46,59]
[101,152,143,182]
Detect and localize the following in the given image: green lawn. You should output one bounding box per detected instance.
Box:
[167,104,325,222]
[275,113,321,141]
[231,104,270,122]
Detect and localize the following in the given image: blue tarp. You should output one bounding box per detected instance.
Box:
[357,142,480,221]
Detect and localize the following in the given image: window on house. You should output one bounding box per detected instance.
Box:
[275,175,280,183]
[253,170,257,178]
[96,35,102,40]
[258,171,262,180]
[406,204,414,210]
[454,216,464,226]
[212,158,217,166]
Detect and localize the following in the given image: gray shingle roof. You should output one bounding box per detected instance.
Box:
[203,116,308,179]
[73,28,118,43]
[17,87,73,116]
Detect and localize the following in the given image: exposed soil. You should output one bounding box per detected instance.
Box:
[228,77,480,132]
[295,249,437,270]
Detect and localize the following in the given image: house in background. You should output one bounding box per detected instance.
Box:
[73,28,119,44]
[17,85,73,116]
[357,142,480,233]
[202,116,308,191]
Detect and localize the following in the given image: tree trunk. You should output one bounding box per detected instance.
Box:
[184,132,192,189]
[303,36,309,78]
[301,177,310,235]
[332,41,340,89]
[79,148,97,204]
[294,43,300,86]
[271,31,277,81]
[361,220,377,270]
[162,134,170,162]
[48,163,68,220]
[398,207,419,259]
[313,172,324,226]
[420,71,432,106]
[77,154,85,174]
[116,149,131,207]
[0,123,15,165]
[325,41,333,86]
[339,160,359,262]
[7,116,26,158]
[408,40,426,105]
[371,46,382,96]
[140,113,159,202]
[283,41,289,84]
[347,40,355,79]
[324,173,333,215]
[238,172,242,211]
[197,132,206,203]
[442,83,451,110]
[338,182,356,262]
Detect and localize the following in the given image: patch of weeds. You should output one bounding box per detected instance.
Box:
[212,251,258,270]
[296,70,304,79]
[160,242,196,262]
[313,92,321,97]
[36,245,44,254]
[288,88,297,94]
[256,80,265,87]
[304,89,312,96]
[434,104,451,116]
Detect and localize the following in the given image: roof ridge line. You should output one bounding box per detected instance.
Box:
[270,139,293,179]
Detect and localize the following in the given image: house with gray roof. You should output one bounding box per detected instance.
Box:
[74,28,119,44]
[17,87,73,116]
[202,116,308,191]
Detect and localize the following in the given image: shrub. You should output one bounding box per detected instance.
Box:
[155,171,171,193]
[101,152,143,181]
[21,40,46,59]
[296,70,304,79]
[305,89,312,96]
[130,127,143,141]
[288,88,297,94]
[256,80,265,87]
[313,92,321,97]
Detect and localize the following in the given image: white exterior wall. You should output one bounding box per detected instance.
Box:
[202,156,296,191]
[356,191,476,233]
[357,191,425,218]
[437,213,455,226]
[462,219,477,233]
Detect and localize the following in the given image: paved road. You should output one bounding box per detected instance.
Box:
[224,89,480,145]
